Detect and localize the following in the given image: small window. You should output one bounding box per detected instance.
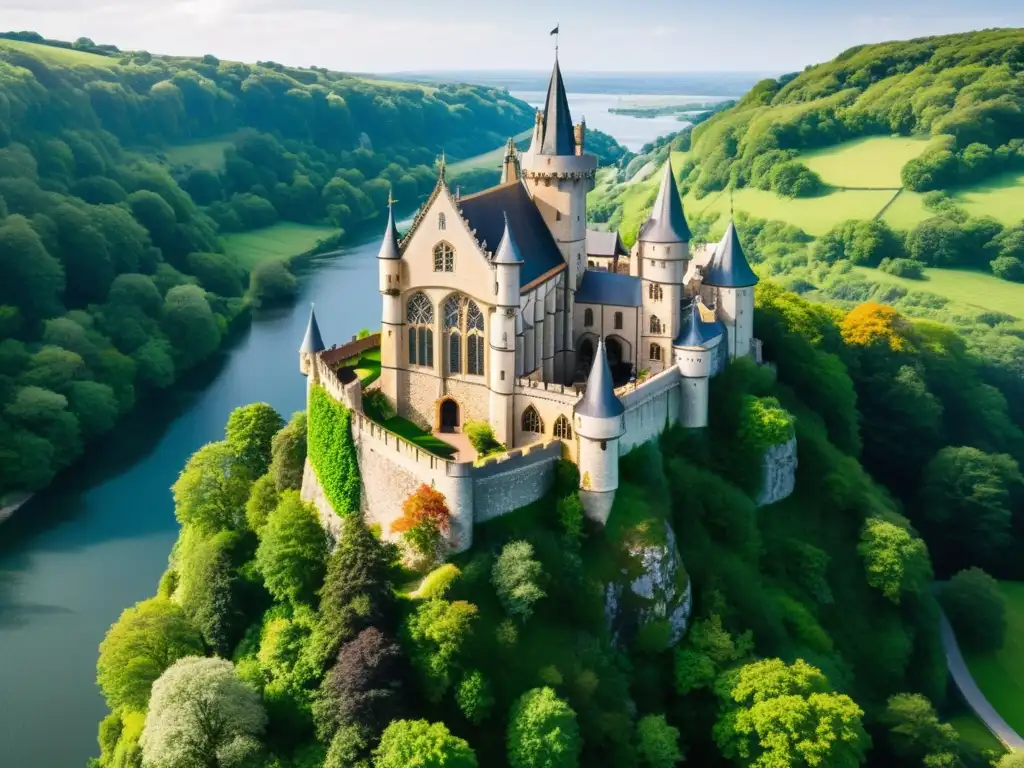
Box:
[600,440,607,451]
[650,343,662,362]
[650,315,662,334]
[433,242,455,272]
[522,406,543,434]
[556,210,562,221]
[494,281,499,295]
[438,212,446,230]
[614,312,623,330]
[584,308,594,327]
[554,415,573,439]
[648,283,663,301]
[500,371,505,381]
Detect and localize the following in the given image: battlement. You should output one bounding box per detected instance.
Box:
[320,332,382,366]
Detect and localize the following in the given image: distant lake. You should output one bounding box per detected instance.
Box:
[512,90,732,152]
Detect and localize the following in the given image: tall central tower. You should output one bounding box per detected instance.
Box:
[519,54,597,382]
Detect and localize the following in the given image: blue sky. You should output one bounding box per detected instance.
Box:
[3,0,1023,73]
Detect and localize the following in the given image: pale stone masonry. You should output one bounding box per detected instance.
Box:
[299,52,795,551]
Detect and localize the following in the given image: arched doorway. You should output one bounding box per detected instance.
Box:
[605,337,623,367]
[439,398,460,432]
[577,336,596,378]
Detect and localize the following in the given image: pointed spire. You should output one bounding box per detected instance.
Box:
[377,192,401,260]
[702,220,759,288]
[576,338,624,418]
[529,110,544,154]
[500,136,521,185]
[300,305,325,354]
[639,160,691,244]
[539,56,575,156]
[674,296,725,349]
[494,212,524,265]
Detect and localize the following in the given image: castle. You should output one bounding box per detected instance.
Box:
[298,54,761,551]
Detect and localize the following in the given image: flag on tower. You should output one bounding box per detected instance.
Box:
[550,25,559,36]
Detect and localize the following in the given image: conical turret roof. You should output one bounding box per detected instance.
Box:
[300,306,325,354]
[674,297,725,349]
[377,198,401,260]
[539,57,576,156]
[494,212,524,265]
[639,161,691,244]
[576,338,624,419]
[702,220,759,288]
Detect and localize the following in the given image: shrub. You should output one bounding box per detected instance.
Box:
[391,485,451,563]
[465,420,502,456]
[456,670,495,724]
[878,258,925,279]
[991,255,1024,282]
[414,563,461,600]
[492,541,546,623]
[307,386,360,515]
[635,714,684,768]
[507,687,581,768]
[557,493,585,545]
[362,388,395,422]
[737,395,795,452]
[939,567,1006,652]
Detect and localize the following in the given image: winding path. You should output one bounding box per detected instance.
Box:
[940,612,1024,750]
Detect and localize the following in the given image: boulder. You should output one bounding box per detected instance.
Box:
[757,436,797,507]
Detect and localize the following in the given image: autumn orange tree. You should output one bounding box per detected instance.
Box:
[391,484,451,561]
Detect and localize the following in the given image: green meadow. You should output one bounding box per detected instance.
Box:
[161,136,237,171]
[963,581,1024,736]
[0,38,119,67]
[800,136,930,188]
[853,266,1024,320]
[223,222,340,270]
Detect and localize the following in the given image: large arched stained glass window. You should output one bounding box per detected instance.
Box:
[467,301,484,376]
[443,295,462,375]
[554,414,572,439]
[522,405,543,434]
[433,241,455,272]
[406,292,434,367]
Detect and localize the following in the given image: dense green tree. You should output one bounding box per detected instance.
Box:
[507,687,581,768]
[675,613,754,695]
[131,338,176,389]
[880,694,960,765]
[0,214,64,321]
[140,657,266,768]
[939,568,1006,653]
[50,203,115,306]
[96,597,203,711]
[172,440,253,533]
[270,411,307,491]
[373,719,477,768]
[635,714,684,768]
[455,670,495,725]
[186,251,245,297]
[713,659,869,768]
[161,284,221,370]
[67,380,119,439]
[176,528,246,656]
[857,517,932,604]
[255,490,328,605]
[226,402,284,478]
[246,474,280,534]
[250,260,299,307]
[491,540,546,623]
[401,597,477,703]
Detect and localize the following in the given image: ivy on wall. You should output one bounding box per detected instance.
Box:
[308,385,361,516]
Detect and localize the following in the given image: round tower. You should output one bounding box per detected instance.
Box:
[299,305,325,401]
[637,160,691,373]
[489,214,522,446]
[672,297,725,428]
[377,194,402,404]
[575,338,625,525]
[701,220,758,359]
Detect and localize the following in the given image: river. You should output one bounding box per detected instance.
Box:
[0,242,382,766]
[0,97,687,765]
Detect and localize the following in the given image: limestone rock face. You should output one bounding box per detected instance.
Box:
[757,436,797,507]
[604,521,693,647]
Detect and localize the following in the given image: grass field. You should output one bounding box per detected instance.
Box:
[223,223,339,270]
[448,129,533,173]
[0,38,119,67]
[800,136,930,188]
[963,581,1024,736]
[379,416,456,459]
[853,265,1024,320]
[686,187,898,237]
[948,710,1005,754]
[162,136,236,170]
[952,171,1024,226]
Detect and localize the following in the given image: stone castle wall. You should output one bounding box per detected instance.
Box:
[618,366,683,454]
[473,441,562,523]
[398,368,490,431]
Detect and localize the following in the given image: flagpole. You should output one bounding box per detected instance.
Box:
[556,22,559,58]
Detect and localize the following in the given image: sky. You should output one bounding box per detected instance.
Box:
[1,0,1023,74]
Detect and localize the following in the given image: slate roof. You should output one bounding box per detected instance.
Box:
[458,181,564,288]
[638,161,691,244]
[493,213,524,265]
[539,57,576,156]
[300,306,325,354]
[576,270,642,307]
[576,337,624,419]
[377,201,401,260]
[702,220,759,288]
[674,298,725,349]
[586,229,628,257]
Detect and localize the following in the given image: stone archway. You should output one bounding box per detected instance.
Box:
[439,398,460,432]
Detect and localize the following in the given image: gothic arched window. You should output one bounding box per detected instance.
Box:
[614,311,623,330]
[438,212,446,231]
[554,414,572,439]
[406,292,434,367]
[522,406,543,434]
[584,308,594,327]
[649,283,663,301]
[650,315,662,334]
[433,241,455,272]
[650,343,662,362]
[467,301,484,376]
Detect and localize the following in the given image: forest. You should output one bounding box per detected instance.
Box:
[0,31,536,500]
[89,277,1024,767]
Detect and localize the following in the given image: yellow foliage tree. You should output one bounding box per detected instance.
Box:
[840,302,911,351]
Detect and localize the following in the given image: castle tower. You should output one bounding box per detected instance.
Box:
[377,194,403,404]
[636,160,691,374]
[489,214,522,445]
[500,136,521,185]
[673,296,725,428]
[519,54,597,383]
[701,221,758,359]
[299,304,325,400]
[575,337,625,525]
